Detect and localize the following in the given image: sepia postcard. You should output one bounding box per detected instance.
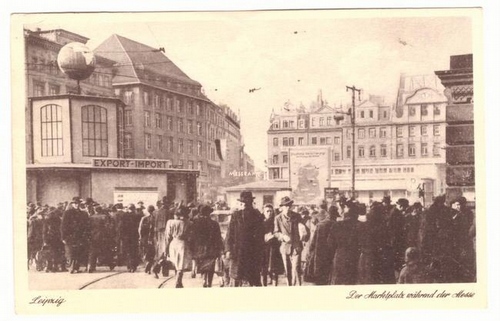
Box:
[10,8,489,316]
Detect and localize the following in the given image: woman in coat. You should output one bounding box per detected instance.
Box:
[166,206,192,288]
[190,205,223,287]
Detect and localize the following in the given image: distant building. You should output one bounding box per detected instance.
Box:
[435,54,475,204]
[268,79,448,206]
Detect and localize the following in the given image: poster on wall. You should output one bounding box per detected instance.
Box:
[289,147,330,205]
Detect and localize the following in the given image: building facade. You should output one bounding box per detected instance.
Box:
[435,54,475,204]
[24,28,255,204]
[267,78,448,206]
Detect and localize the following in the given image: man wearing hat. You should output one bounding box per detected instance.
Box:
[61,197,90,273]
[152,197,173,277]
[224,190,265,286]
[387,198,409,277]
[274,196,309,286]
[119,204,142,272]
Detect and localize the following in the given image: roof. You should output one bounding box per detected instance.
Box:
[225,180,291,192]
[94,34,201,87]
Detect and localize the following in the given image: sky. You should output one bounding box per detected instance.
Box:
[22,10,474,170]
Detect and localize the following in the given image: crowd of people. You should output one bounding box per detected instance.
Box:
[27,191,476,288]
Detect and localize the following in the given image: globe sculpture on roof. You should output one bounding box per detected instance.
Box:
[57,42,96,81]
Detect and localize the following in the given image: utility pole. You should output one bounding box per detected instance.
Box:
[346,85,361,199]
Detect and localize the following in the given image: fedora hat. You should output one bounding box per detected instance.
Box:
[279,196,294,207]
[237,191,255,202]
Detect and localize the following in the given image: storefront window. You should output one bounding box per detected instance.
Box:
[82,105,108,157]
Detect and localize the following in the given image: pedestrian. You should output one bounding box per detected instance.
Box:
[388,198,409,276]
[403,202,424,250]
[190,205,223,287]
[357,202,391,284]
[119,204,142,272]
[274,196,309,286]
[261,204,284,286]
[328,199,361,285]
[304,205,336,285]
[166,206,192,288]
[138,205,156,274]
[87,205,116,272]
[110,203,125,266]
[41,207,64,272]
[28,206,46,270]
[61,197,90,273]
[152,197,173,277]
[397,247,427,284]
[224,191,265,287]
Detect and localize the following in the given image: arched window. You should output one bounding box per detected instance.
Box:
[40,104,63,156]
[82,105,108,157]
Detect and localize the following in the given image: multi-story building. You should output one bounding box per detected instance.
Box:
[24,28,253,204]
[267,76,448,206]
[435,54,475,204]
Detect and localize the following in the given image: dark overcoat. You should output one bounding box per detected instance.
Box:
[191,217,223,260]
[328,218,360,285]
[61,207,90,261]
[304,218,334,285]
[224,208,265,281]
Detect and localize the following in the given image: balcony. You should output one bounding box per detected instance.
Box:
[446,104,473,123]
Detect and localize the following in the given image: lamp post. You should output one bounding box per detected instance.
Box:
[334,85,361,199]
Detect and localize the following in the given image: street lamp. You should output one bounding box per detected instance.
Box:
[334,85,361,199]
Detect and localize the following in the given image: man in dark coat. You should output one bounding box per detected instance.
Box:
[274,196,309,286]
[224,191,265,286]
[304,205,336,285]
[119,204,142,272]
[387,198,409,275]
[42,207,65,272]
[61,197,90,273]
[88,205,116,272]
[328,200,361,285]
[190,205,223,287]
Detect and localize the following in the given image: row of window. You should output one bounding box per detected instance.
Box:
[33,81,61,97]
[270,142,441,165]
[345,143,440,158]
[408,104,441,116]
[125,90,225,128]
[273,136,342,147]
[344,125,441,139]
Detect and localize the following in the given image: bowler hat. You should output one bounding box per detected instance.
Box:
[382,195,391,204]
[71,196,81,204]
[279,196,294,207]
[200,205,214,217]
[396,198,409,207]
[114,203,124,210]
[237,191,255,203]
